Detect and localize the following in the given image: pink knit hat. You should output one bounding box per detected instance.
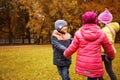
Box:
[82,11,97,24]
[98,8,113,24]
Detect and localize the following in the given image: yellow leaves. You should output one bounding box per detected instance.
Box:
[70,0,78,8]
[50,9,57,17]
[73,19,81,24]
[5,0,119,42]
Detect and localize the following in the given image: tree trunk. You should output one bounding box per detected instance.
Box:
[37,36,40,45]
[22,37,24,44]
[28,37,31,44]
[26,28,31,44]
[7,13,13,44]
[8,26,13,44]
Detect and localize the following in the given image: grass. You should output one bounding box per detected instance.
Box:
[0,44,120,80]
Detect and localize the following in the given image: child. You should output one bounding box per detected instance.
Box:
[51,20,72,80]
[98,8,120,80]
[63,12,115,80]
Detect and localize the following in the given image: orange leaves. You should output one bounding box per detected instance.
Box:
[1,0,120,43]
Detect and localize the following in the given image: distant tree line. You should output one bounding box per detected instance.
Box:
[0,0,120,44]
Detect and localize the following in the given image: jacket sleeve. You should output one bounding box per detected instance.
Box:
[101,33,115,60]
[64,32,79,59]
[51,36,67,52]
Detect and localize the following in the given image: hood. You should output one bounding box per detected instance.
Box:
[80,24,102,41]
[52,30,61,35]
[107,22,120,32]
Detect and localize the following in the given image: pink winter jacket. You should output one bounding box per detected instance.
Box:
[64,24,115,78]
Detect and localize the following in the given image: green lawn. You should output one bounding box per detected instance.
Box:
[0,44,120,80]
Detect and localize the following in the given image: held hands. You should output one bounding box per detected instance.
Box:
[102,54,112,62]
[63,51,70,59]
[105,55,110,62]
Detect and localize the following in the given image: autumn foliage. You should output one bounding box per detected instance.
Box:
[0,0,120,44]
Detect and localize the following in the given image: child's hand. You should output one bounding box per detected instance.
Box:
[105,55,110,62]
[105,54,112,62]
[63,52,69,59]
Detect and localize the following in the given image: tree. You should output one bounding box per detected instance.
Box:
[16,3,29,43]
[0,0,29,44]
[0,0,18,44]
[1,0,120,44]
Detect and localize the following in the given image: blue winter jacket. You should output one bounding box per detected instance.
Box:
[51,30,72,66]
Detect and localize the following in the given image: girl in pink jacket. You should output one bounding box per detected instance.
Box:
[64,12,115,80]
